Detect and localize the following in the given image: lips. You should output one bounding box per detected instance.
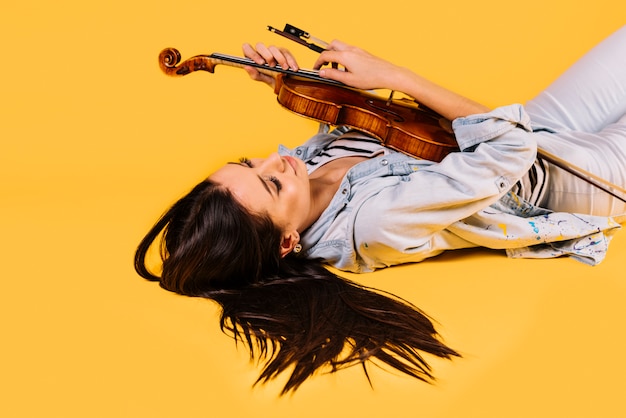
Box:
[283,155,299,174]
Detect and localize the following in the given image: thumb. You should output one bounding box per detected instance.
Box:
[318,67,351,85]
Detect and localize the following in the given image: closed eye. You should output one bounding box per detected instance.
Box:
[237,157,281,194]
[239,157,253,167]
[268,175,282,192]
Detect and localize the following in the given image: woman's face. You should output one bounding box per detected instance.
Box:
[209,153,312,235]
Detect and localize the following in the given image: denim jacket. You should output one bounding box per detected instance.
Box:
[279,104,621,272]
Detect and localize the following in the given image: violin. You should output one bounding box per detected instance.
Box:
[158,48,626,202]
[158,48,459,162]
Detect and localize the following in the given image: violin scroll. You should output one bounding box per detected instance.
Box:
[158,48,217,77]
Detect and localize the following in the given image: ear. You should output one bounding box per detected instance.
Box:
[279,230,300,258]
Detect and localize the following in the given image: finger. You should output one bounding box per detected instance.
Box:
[267,45,292,70]
[279,47,299,71]
[257,73,275,86]
[318,67,350,84]
[242,43,267,66]
[243,65,261,79]
[243,65,275,88]
[254,42,278,67]
[313,50,342,70]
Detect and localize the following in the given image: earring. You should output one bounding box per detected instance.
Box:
[293,244,302,254]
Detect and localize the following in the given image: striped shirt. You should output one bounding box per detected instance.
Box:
[307,129,548,206]
[511,158,550,206]
[306,131,388,173]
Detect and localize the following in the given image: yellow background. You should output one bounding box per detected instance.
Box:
[1,1,625,417]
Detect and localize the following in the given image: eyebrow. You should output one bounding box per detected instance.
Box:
[227,161,275,197]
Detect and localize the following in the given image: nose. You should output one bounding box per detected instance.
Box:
[256,153,285,172]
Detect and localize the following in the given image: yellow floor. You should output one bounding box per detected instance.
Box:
[2,2,625,417]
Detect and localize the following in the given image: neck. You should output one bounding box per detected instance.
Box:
[300,156,368,231]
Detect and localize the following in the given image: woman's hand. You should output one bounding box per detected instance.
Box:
[242,42,300,89]
[312,40,410,91]
[314,39,489,119]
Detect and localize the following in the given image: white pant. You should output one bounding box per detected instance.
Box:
[525,25,626,217]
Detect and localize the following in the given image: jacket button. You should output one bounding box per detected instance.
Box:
[381,159,389,166]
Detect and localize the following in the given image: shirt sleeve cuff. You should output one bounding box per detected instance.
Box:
[452,104,533,150]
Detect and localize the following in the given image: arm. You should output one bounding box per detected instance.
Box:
[242,41,488,121]
[313,40,490,120]
[351,105,537,270]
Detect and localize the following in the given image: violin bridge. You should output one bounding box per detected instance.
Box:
[386,90,395,106]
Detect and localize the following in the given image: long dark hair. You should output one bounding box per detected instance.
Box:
[135,179,459,394]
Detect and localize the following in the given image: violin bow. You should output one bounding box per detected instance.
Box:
[267,24,328,53]
[537,148,626,203]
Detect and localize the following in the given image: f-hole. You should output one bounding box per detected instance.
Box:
[365,99,405,123]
